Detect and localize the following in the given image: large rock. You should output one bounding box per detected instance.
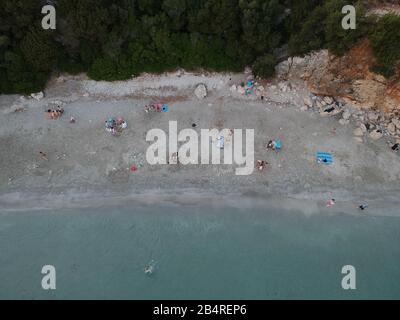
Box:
[368,112,379,122]
[392,118,400,128]
[278,82,288,92]
[342,110,351,120]
[300,105,309,112]
[303,97,313,107]
[359,123,367,133]
[353,128,364,137]
[31,91,44,100]
[388,122,397,135]
[194,84,207,100]
[324,96,334,104]
[369,129,383,140]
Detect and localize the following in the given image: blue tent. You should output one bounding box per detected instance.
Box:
[316,152,333,164]
[162,104,169,112]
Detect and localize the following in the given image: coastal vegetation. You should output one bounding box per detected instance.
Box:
[0,0,399,94]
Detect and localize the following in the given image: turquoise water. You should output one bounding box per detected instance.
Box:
[0,204,399,300]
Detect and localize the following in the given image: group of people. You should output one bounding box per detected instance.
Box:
[105,117,127,136]
[266,140,281,151]
[245,79,254,96]
[144,103,168,113]
[326,198,368,211]
[45,106,64,119]
[256,139,282,171]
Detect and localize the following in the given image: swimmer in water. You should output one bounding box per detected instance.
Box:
[144,260,156,275]
[326,199,336,207]
[144,266,153,274]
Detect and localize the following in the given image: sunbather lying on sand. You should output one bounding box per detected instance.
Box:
[257,160,267,171]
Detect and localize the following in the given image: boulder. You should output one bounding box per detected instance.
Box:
[342,111,351,120]
[300,105,309,112]
[359,123,367,133]
[388,122,397,135]
[353,128,364,137]
[194,84,207,100]
[278,82,288,92]
[368,112,379,122]
[319,110,331,117]
[392,118,400,128]
[369,129,383,141]
[339,119,349,126]
[353,137,364,143]
[244,67,252,74]
[303,97,313,107]
[31,91,44,101]
[324,96,334,104]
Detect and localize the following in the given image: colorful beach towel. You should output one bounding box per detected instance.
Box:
[316,152,333,165]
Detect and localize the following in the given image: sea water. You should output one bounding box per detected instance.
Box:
[0,204,399,300]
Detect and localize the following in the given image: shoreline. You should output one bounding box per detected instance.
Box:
[1,187,400,218]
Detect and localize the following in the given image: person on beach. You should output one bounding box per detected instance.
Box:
[45,109,53,119]
[266,140,280,151]
[39,151,48,161]
[326,199,336,207]
[70,116,76,123]
[56,106,64,114]
[169,152,179,164]
[257,160,267,171]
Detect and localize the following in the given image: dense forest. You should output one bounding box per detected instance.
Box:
[0,0,399,94]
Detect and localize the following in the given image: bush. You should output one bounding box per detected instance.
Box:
[288,6,327,56]
[369,14,400,68]
[370,63,396,78]
[253,54,277,78]
[324,0,366,56]
[88,57,118,81]
[2,0,399,92]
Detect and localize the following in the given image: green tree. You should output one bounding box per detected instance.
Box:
[369,13,400,67]
[324,0,366,56]
[20,28,58,72]
[288,5,327,56]
[253,54,277,78]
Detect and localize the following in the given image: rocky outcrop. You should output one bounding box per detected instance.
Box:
[194,84,207,99]
[276,39,400,144]
[276,40,400,113]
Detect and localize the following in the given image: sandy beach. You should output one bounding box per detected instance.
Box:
[1,70,400,214]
